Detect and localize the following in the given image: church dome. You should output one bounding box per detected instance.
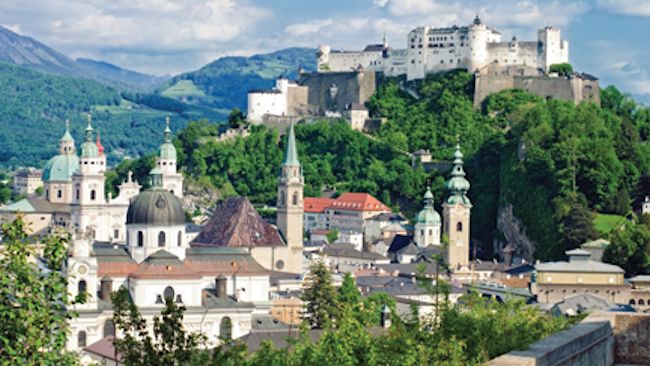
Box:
[126,189,185,226]
[43,154,79,182]
[416,207,441,225]
[159,142,177,160]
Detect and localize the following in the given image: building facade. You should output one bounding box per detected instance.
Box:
[317,16,569,81]
[12,168,43,195]
[247,78,309,124]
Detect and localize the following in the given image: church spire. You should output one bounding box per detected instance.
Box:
[164,116,172,143]
[445,143,471,205]
[61,119,74,142]
[84,114,94,142]
[80,114,99,158]
[283,123,300,167]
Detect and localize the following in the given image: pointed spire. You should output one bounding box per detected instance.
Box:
[445,142,471,205]
[164,116,172,143]
[423,185,434,207]
[60,119,74,141]
[283,123,300,167]
[96,128,104,155]
[85,113,94,142]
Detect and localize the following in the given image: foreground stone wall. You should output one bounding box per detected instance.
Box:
[488,312,650,366]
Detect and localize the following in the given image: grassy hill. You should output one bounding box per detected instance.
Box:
[0,62,223,169]
[159,47,316,111]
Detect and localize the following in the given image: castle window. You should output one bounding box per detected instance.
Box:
[78,331,87,347]
[78,280,87,295]
[103,320,115,337]
[456,222,463,232]
[90,190,96,201]
[158,231,166,247]
[137,231,144,247]
[177,231,182,247]
[76,189,79,200]
[163,286,175,301]
[220,317,232,339]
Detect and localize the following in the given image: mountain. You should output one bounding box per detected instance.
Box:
[0,26,165,91]
[159,47,316,111]
[76,58,169,92]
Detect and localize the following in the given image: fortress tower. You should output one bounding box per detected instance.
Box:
[442,144,472,270]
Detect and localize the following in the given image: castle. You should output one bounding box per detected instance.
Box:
[317,15,569,81]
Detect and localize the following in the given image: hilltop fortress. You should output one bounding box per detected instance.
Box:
[318,15,569,80]
[247,16,598,127]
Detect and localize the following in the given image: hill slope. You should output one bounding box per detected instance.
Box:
[0,26,165,91]
[160,47,316,111]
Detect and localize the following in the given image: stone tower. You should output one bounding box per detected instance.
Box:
[414,186,441,247]
[276,123,304,254]
[157,117,183,198]
[442,144,472,270]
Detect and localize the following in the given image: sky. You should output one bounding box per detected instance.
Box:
[1,0,650,102]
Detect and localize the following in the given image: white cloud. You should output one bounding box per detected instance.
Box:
[597,0,650,17]
[285,19,334,36]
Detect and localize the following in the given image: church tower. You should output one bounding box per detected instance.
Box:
[276,123,304,254]
[442,144,472,270]
[414,186,441,247]
[157,117,183,198]
[43,120,79,204]
[71,115,108,240]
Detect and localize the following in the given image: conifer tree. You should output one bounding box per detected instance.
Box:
[300,262,339,329]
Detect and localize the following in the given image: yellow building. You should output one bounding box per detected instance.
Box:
[532,249,629,304]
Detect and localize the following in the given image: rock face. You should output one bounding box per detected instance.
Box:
[496,203,535,261]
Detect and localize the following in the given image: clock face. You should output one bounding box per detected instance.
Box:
[78,265,87,274]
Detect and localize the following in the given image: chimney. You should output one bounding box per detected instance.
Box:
[100,276,113,301]
[380,304,391,328]
[215,274,227,298]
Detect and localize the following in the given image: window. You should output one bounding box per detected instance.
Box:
[178,231,182,247]
[158,231,166,247]
[630,299,636,305]
[78,280,87,295]
[137,231,144,247]
[90,190,96,201]
[456,222,463,232]
[220,317,232,339]
[57,190,62,198]
[163,286,175,301]
[420,230,424,236]
[103,320,115,337]
[280,191,285,206]
[292,191,298,206]
[114,229,119,239]
[76,189,79,200]
[429,229,433,236]
[175,294,183,304]
[640,299,646,306]
[276,260,285,270]
[78,331,87,347]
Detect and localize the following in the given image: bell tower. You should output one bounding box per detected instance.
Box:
[442,144,472,270]
[157,116,183,198]
[276,123,304,253]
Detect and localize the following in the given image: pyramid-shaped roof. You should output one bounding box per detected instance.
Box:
[191,197,285,248]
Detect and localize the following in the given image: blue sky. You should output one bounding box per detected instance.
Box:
[1,0,649,102]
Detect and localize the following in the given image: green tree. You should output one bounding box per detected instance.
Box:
[549,63,573,76]
[560,199,598,251]
[602,222,650,276]
[228,108,247,129]
[111,287,208,366]
[0,217,83,365]
[300,262,339,329]
[326,228,339,244]
[337,273,361,307]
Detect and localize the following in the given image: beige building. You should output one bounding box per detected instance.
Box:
[532,249,629,304]
[442,145,472,270]
[12,168,43,196]
[326,193,391,234]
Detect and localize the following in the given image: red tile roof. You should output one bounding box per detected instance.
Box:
[304,197,336,213]
[84,336,122,362]
[98,262,139,277]
[305,193,390,213]
[129,251,202,280]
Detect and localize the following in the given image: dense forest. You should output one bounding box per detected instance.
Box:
[118,70,650,265]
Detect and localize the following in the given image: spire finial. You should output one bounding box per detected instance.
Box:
[84,113,94,142]
[65,119,70,132]
[128,170,133,183]
[163,116,172,142]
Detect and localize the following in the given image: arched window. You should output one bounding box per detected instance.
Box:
[158,231,166,247]
[90,190,96,201]
[137,231,144,247]
[220,317,232,339]
[630,299,636,305]
[640,299,646,306]
[292,191,298,206]
[76,189,80,200]
[78,331,87,347]
[57,190,62,198]
[103,319,115,337]
[177,231,182,247]
[456,222,463,232]
[78,280,87,295]
[163,286,175,301]
[280,191,285,206]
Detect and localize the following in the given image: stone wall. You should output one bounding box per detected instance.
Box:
[298,71,376,114]
[488,312,650,366]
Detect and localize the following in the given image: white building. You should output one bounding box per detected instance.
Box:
[12,168,43,195]
[317,16,569,81]
[247,78,308,124]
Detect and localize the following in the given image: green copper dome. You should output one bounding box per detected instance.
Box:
[43,154,79,182]
[416,187,441,225]
[159,116,177,160]
[80,116,99,158]
[283,123,300,167]
[445,144,471,205]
